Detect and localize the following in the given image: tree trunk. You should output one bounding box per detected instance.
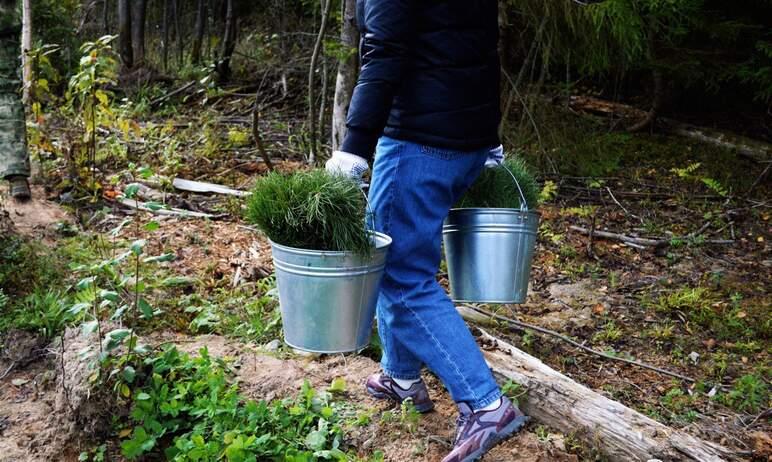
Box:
[130,0,147,68]
[331,0,359,152]
[103,0,110,36]
[479,330,734,462]
[216,0,236,81]
[117,0,133,69]
[21,0,31,104]
[308,0,333,163]
[191,0,207,65]
[162,0,170,71]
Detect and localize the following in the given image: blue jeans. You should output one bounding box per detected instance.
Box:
[369,136,502,409]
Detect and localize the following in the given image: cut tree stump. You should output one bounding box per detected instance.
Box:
[479,329,735,462]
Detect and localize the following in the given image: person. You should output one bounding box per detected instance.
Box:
[326,1,528,461]
[0,0,30,201]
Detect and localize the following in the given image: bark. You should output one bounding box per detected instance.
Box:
[331,0,359,152]
[130,0,148,67]
[21,0,31,104]
[308,0,333,163]
[628,70,664,133]
[162,0,170,71]
[216,0,237,81]
[117,0,133,69]
[479,330,734,462]
[191,0,207,65]
[103,0,110,36]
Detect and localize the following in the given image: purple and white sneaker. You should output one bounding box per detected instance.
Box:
[442,397,529,462]
[365,373,435,413]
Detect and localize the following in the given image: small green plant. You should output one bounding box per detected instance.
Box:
[457,157,540,210]
[20,290,77,339]
[501,380,527,406]
[245,170,372,254]
[719,374,768,413]
[399,399,421,434]
[593,321,623,344]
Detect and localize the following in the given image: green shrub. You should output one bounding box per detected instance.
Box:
[245,170,371,255]
[457,157,540,210]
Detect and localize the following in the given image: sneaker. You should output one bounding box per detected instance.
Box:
[365,373,435,413]
[442,397,529,462]
[8,176,31,201]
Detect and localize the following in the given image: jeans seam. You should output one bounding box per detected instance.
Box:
[381,366,421,381]
[398,288,480,403]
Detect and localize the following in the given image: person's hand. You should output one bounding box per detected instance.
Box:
[485,145,504,168]
[326,151,370,181]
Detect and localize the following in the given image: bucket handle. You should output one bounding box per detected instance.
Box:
[359,185,376,232]
[499,163,529,212]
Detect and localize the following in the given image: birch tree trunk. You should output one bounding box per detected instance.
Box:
[21,0,31,104]
[331,0,359,152]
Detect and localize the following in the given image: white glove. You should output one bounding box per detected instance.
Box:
[485,145,504,168]
[326,151,370,181]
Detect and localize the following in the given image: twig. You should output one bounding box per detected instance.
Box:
[463,305,698,384]
[570,225,735,248]
[149,80,196,107]
[0,361,16,380]
[606,186,643,223]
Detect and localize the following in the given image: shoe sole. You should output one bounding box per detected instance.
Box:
[458,414,530,462]
[366,385,435,413]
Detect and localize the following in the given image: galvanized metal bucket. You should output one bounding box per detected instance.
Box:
[271,232,392,354]
[443,165,540,304]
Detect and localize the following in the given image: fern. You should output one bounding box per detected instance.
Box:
[701,177,729,197]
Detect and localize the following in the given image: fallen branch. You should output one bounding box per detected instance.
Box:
[172,178,250,197]
[149,80,196,108]
[570,225,734,248]
[118,197,220,219]
[480,329,735,461]
[459,305,696,384]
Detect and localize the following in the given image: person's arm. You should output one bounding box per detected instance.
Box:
[340,0,416,161]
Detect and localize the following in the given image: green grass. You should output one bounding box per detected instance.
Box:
[245,170,372,255]
[457,157,540,210]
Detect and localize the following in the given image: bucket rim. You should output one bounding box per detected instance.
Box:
[449,207,542,217]
[269,231,392,256]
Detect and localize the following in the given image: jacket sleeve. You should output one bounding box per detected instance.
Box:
[340,0,416,161]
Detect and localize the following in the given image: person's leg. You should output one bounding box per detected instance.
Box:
[369,136,424,381]
[368,136,501,410]
[0,36,31,199]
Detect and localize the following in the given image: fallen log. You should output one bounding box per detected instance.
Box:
[479,329,735,462]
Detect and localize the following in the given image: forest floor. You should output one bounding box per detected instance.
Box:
[0,90,770,461]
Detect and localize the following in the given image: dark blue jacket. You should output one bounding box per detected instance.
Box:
[341,0,501,161]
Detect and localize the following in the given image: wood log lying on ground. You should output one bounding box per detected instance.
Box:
[479,329,736,462]
[569,95,771,163]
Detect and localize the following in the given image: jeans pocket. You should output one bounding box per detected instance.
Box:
[419,145,465,161]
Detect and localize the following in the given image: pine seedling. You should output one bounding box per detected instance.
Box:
[246,170,372,255]
[457,157,540,210]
